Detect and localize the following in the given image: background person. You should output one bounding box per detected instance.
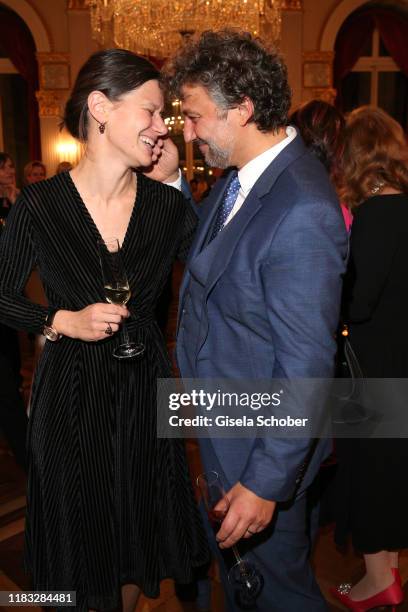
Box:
[290,99,352,231]
[0,48,208,611]
[0,152,19,218]
[331,106,408,611]
[23,160,46,185]
[56,160,73,174]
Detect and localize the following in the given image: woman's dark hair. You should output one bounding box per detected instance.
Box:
[63,48,160,141]
[165,29,291,133]
[290,100,345,179]
[0,152,13,169]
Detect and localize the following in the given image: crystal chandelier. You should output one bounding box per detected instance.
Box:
[87,0,282,58]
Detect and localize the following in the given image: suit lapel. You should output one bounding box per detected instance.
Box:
[204,135,307,297]
[195,135,307,354]
[190,174,230,258]
[178,173,230,327]
[178,135,307,337]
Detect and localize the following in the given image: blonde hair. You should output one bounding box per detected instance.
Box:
[24,160,46,184]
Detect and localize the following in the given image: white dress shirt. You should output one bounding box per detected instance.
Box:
[224,125,297,226]
[166,126,297,219]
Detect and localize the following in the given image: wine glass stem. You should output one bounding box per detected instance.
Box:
[232,544,243,565]
[122,317,131,344]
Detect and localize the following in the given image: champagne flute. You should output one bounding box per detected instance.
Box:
[97,237,145,360]
[197,471,264,609]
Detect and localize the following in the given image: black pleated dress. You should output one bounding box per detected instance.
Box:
[0,172,209,610]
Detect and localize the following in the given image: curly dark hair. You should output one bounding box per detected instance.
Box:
[164,29,291,133]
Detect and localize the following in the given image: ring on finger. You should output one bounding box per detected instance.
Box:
[246,528,256,535]
[104,323,113,336]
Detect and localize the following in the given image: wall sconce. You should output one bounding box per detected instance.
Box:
[56,138,82,165]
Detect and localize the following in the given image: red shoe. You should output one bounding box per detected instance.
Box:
[392,567,402,586]
[330,576,403,611]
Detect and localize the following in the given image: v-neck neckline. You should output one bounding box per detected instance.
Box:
[65,170,142,250]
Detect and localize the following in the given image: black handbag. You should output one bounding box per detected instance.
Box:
[332,325,369,426]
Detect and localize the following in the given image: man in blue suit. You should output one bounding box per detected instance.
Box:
[167,30,347,611]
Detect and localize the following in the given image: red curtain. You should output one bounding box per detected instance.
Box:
[334,7,408,107]
[376,10,408,77]
[0,7,41,160]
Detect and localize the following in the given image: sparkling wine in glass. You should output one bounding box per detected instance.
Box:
[197,471,264,609]
[97,237,145,360]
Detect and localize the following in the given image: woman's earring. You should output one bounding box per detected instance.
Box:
[98,122,106,134]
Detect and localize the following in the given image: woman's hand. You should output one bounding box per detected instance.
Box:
[53,304,129,342]
[143,136,180,183]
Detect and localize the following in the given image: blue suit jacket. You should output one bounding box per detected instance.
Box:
[177,135,348,502]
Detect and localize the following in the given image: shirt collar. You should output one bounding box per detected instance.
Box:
[238,126,297,196]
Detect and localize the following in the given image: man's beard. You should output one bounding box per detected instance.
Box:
[196,137,233,169]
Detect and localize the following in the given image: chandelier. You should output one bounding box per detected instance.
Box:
[164,99,185,134]
[87,0,282,58]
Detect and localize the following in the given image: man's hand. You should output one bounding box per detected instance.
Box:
[215,482,276,549]
[143,136,180,183]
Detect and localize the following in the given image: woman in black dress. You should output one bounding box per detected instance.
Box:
[331,107,408,611]
[0,49,208,611]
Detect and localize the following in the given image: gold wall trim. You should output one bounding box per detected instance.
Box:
[282,0,302,10]
[303,50,335,62]
[36,89,68,118]
[67,0,89,9]
[303,50,334,90]
[37,53,71,90]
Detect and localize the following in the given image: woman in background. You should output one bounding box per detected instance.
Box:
[56,160,73,174]
[331,106,407,611]
[23,160,46,185]
[290,100,352,231]
[0,152,19,219]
